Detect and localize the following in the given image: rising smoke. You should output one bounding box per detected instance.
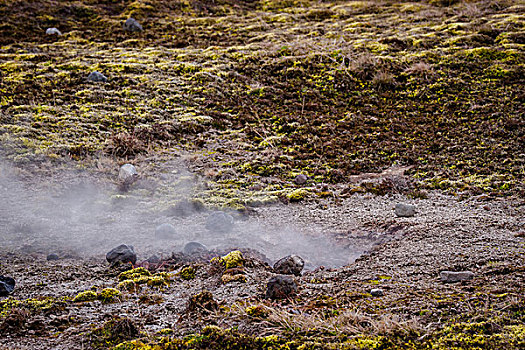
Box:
[0,160,360,269]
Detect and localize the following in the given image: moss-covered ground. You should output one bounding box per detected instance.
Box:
[0,0,523,207]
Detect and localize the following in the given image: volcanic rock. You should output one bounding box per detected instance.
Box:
[0,276,15,296]
[205,211,234,233]
[370,288,384,296]
[440,270,475,283]
[46,253,59,261]
[118,164,138,182]
[45,27,62,35]
[106,244,137,265]
[265,275,297,299]
[183,242,208,255]
[155,223,176,240]
[87,71,107,83]
[294,174,308,185]
[395,203,416,217]
[123,17,143,32]
[273,255,304,276]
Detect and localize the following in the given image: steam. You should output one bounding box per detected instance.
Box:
[0,160,360,269]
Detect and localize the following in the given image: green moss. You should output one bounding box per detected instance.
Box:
[118,279,137,292]
[98,288,121,303]
[179,266,196,280]
[119,267,151,282]
[72,290,98,302]
[220,250,244,269]
[246,305,270,318]
[287,189,310,202]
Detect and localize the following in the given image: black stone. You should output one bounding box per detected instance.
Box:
[273,255,305,276]
[0,276,15,296]
[183,242,208,255]
[46,253,59,261]
[106,244,137,265]
[265,275,297,300]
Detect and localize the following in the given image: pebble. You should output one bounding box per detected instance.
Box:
[370,288,384,296]
[395,203,416,217]
[106,244,137,265]
[440,270,475,283]
[45,27,62,35]
[183,242,208,255]
[118,164,138,182]
[273,255,305,276]
[205,211,234,233]
[46,253,59,261]
[123,17,143,32]
[155,223,176,240]
[0,276,15,296]
[294,174,308,185]
[87,71,107,83]
[265,275,298,299]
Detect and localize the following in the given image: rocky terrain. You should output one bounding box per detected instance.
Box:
[0,0,524,349]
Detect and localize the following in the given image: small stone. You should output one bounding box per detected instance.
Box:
[205,211,234,233]
[370,288,384,297]
[394,203,416,217]
[123,17,143,32]
[273,255,305,276]
[440,270,475,283]
[0,276,15,296]
[155,223,176,240]
[46,253,59,261]
[183,242,208,255]
[118,164,138,182]
[87,71,107,83]
[106,244,137,265]
[265,275,298,299]
[294,174,308,185]
[45,27,62,35]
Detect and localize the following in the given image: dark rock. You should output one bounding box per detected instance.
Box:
[119,164,138,182]
[205,211,234,233]
[46,28,62,35]
[265,275,297,299]
[123,17,143,32]
[155,223,176,239]
[106,244,137,265]
[440,270,475,283]
[183,242,208,255]
[394,203,416,217]
[370,288,384,296]
[188,290,218,313]
[294,174,308,185]
[46,253,59,261]
[87,71,107,83]
[273,255,304,276]
[0,276,15,296]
